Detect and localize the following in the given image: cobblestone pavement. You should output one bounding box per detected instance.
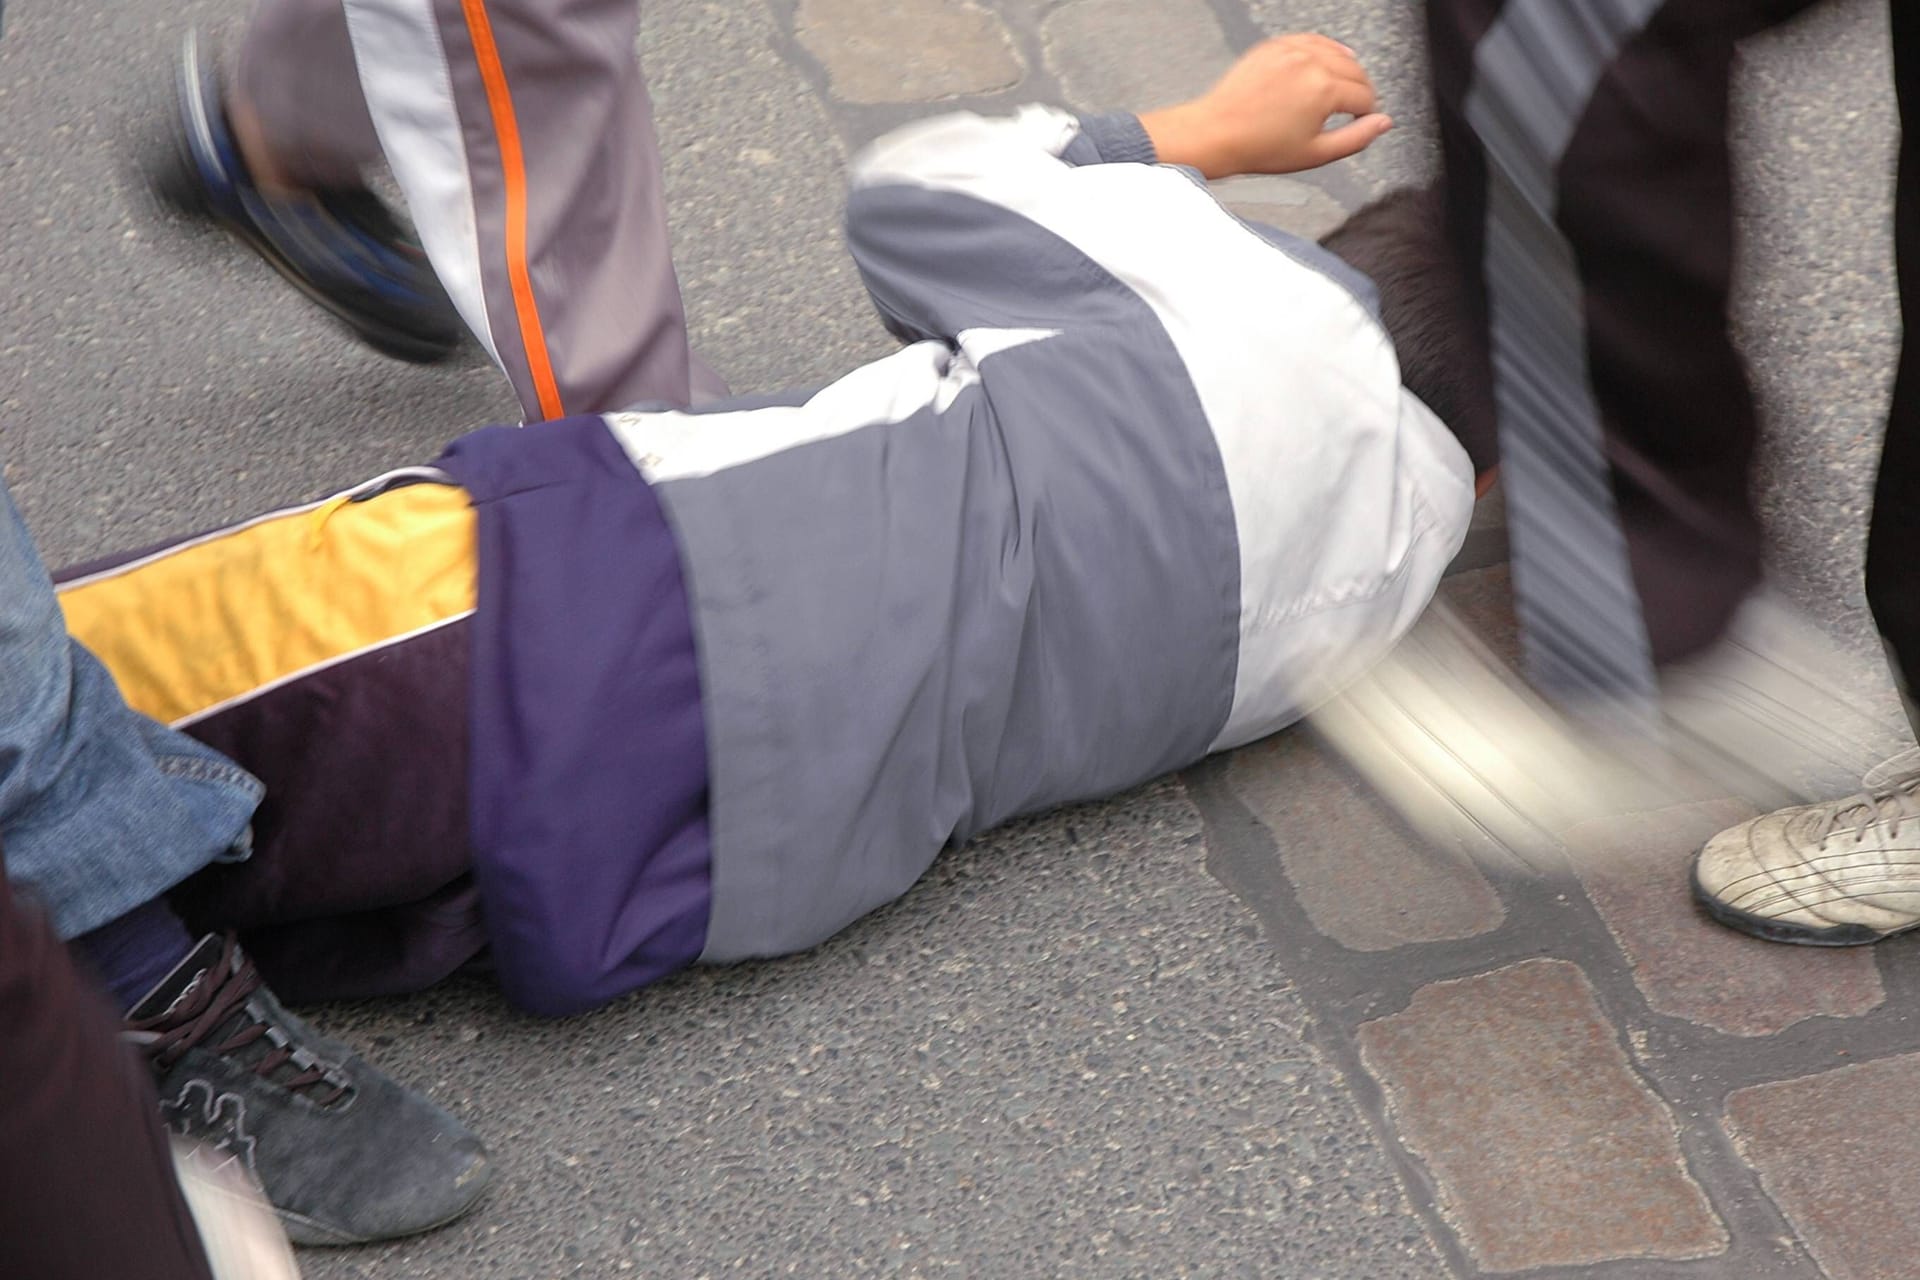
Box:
[1197,563,1917,1279]
[1,0,1909,1275]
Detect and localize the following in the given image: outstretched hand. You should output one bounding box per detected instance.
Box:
[1139,35,1391,180]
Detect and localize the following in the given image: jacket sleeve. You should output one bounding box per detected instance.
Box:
[845,107,1194,344]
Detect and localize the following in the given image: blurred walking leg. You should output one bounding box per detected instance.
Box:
[1426,0,1823,720]
[233,0,719,416]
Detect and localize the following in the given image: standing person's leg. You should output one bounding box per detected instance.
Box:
[1865,0,1920,718]
[340,0,720,416]
[164,0,463,363]
[1687,7,1920,950]
[214,0,716,416]
[0,480,260,943]
[0,863,216,1280]
[1426,0,1810,718]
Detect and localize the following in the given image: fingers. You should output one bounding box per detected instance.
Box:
[1325,55,1377,103]
[1286,32,1359,63]
[1260,33,1380,119]
[1202,33,1391,175]
[1322,74,1381,121]
[1305,113,1394,167]
[1305,40,1379,110]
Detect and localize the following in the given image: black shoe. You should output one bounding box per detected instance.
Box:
[153,29,463,363]
[128,934,492,1246]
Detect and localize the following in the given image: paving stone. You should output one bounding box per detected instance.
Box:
[1213,175,1350,240]
[1041,0,1234,113]
[647,0,882,396]
[1726,1054,1920,1280]
[1568,799,1885,1037]
[1358,959,1728,1271]
[1226,730,1504,951]
[796,0,1023,105]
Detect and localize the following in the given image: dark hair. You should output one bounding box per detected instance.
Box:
[1318,185,1497,475]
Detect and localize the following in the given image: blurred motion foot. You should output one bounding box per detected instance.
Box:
[151,29,462,363]
[1309,589,1912,878]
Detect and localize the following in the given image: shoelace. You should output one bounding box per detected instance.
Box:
[130,936,350,1106]
[1815,771,1920,849]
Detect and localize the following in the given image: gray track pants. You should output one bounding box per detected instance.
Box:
[235,0,724,419]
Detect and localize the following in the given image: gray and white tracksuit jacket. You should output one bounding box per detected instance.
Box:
[450,107,1475,1006]
[620,107,1470,961]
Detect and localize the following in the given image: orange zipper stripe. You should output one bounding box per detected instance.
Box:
[458,0,566,421]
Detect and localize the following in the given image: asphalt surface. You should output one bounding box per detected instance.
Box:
[0,0,1902,1275]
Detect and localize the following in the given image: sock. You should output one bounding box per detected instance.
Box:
[73,897,196,1013]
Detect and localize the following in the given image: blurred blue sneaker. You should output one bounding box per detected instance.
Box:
[155,30,463,363]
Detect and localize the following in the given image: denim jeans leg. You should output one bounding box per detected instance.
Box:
[0,480,262,938]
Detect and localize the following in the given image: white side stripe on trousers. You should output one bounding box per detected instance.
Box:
[340,0,501,366]
[1466,0,1667,727]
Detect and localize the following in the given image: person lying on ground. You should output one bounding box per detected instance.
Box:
[47,37,1496,1041]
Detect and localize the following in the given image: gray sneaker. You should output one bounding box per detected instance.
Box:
[128,934,492,1245]
[1692,771,1920,945]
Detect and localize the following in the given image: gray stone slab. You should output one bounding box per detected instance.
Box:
[796,0,1025,105]
[1243,0,1437,204]
[1359,959,1729,1272]
[1225,732,1506,952]
[646,0,893,398]
[1042,0,1235,113]
[1213,174,1351,240]
[302,782,1445,1278]
[1728,1052,1920,1280]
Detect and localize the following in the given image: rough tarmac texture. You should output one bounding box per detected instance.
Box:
[0,0,1907,1276]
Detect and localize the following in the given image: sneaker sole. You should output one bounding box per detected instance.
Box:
[156,31,459,366]
[1689,857,1902,947]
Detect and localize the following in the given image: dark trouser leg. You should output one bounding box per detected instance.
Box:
[1558,6,1767,665]
[56,481,486,1005]
[170,595,485,1005]
[0,865,212,1280]
[1428,0,1813,706]
[1866,2,1920,729]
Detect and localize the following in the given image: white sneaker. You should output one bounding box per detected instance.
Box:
[1693,770,1920,945]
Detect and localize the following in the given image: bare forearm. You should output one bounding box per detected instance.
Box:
[1139,103,1228,179]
